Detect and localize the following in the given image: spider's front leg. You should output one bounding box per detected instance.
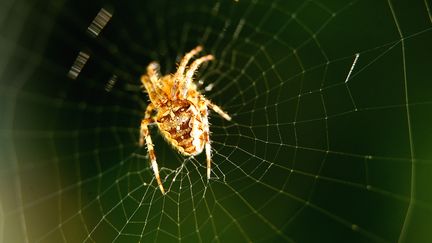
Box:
[182,54,214,97]
[171,45,203,97]
[147,61,161,85]
[140,104,166,194]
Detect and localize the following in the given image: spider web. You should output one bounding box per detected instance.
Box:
[1,0,432,242]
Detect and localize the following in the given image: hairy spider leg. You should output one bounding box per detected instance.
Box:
[140,104,166,194]
[182,55,214,98]
[141,75,162,106]
[171,45,203,98]
[141,64,164,106]
[147,61,162,88]
[202,108,213,179]
[204,98,232,121]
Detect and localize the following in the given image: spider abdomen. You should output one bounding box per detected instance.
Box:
[157,104,206,156]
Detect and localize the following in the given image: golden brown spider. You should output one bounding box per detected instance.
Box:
[139,46,231,194]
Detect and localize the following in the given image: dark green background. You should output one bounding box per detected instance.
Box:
[1,0,432,242]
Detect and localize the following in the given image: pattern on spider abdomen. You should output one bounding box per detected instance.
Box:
[157,103,206,156]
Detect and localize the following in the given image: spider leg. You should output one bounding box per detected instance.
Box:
[140,104,166,194]
[171,45,203,97]
[141,69,162,105]
[181,54,214,98]
[204,98,232,121]
[202,108,212,179]
[139,103,155,146]
[206,141,212,179]
[147,61,162,86]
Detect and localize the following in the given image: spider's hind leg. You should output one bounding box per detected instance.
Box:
[206,139,212,179]
[140,104,166,194]
[202,110,213,179]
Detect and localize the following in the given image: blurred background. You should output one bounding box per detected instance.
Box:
[1,0,432,242]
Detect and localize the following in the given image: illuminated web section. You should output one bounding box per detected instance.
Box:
[1,0,432,242]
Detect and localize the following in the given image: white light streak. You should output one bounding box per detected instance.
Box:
[87,8,112,37]
[345,53,360,83]
[68,51,90,79]
[105,74,117,92]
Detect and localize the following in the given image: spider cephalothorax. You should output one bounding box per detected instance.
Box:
[139,46,231,194]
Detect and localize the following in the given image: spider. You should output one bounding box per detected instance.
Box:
[139,46,231,194]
